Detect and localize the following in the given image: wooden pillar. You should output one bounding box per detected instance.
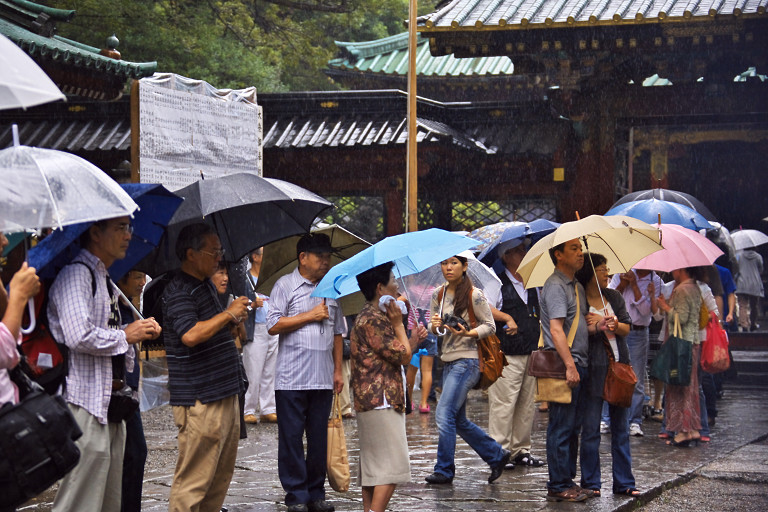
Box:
[649,129,669,189]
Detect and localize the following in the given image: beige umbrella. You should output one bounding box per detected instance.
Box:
[255,224,371,315]
[518,215,662,289]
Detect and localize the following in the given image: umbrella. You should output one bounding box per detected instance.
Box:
[0,34,65,111]
[254,224,371,296]
[605,198,713,231]
[311,228,479,300]
[731,229,768,251]
[469,219,560,266]
[136,173,333,276]
[28,183,183,281]
[518,215,662,288]
[631,224,724,272]
[401,250,502,312]
[0,132,138,233]
[610,188,717,222]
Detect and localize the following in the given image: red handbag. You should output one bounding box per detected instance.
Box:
[701,312,730,374]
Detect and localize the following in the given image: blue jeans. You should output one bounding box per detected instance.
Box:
[626,328,649,425]
[433,358,505,478]
[580,393,636,492]
[275,390,333,506]
[546,365,587,493]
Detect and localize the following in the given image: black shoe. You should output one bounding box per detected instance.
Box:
[286,505,308,512]
[307,500,334,512]
[514,452,546,467]
[425,472,453,485]
[489,449,511,483]
[504,462,516,471]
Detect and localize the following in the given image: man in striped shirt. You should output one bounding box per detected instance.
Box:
[162,223,252,512]
[267,233,344,512]
[49,217,161,512]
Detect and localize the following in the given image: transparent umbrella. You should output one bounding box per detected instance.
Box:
[0,34,65,111]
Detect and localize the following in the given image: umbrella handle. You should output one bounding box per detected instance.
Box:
[20,298,36,335]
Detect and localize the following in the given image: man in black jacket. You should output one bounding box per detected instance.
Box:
[488,238,546,469]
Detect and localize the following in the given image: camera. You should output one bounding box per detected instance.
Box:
[442,314,469,331]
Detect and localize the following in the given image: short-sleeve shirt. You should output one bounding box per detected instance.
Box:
[162,271,244,406]
[539,269,589,367]
[267,268,345,390]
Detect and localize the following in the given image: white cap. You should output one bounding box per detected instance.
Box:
[496,238,531,258]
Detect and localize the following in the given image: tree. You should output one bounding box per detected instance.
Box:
[45,0,437,91]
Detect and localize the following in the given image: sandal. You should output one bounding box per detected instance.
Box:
[614,488,641,497]
[666,437,691,448]
[546,488,588,502]
[658,432,670,439]
[418,404,430,414]
[514,453,546,467]
[580,488,601,498]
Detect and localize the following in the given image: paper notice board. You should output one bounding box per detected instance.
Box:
[134,74,262,190]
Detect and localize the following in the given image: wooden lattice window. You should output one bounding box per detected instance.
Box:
[323,196,385,242]
[451,198,557,232]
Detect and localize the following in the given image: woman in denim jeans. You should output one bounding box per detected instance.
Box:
[424,255,510,485]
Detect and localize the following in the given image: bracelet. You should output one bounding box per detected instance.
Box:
[225,310,239,323]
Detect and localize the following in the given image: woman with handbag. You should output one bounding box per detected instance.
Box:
[575,253,640,497]
[657,267,703,447]
[425,255,510,485]
[350,262,425,512]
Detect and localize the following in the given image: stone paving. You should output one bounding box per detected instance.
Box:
[19,382,768,511]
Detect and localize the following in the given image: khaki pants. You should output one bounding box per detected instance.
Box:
[338,359,353,416]
[169,395,240,512]
[52,404,126,512]
[487,354,536,457]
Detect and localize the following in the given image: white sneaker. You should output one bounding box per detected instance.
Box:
[600,421,610,434]
[629,423,644,437]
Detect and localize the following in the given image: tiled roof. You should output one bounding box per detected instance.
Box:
[329,32,514,77]
[0,118,131,152]
[418,0,768,30]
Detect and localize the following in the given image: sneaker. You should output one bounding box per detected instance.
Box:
[600,421,610,434]
[629,423,644,437]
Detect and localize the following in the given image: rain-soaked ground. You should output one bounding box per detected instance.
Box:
[18,380,768,511]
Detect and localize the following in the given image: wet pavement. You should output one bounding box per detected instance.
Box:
[19,380,768,511]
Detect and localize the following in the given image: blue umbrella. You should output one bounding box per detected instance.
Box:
[604,198,713,231]
[471,219,560,266]
[311,228,479,299]
[29,183,182,281]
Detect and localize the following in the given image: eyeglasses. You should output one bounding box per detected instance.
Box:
[199,248,225,258]
[595,266,610,273]
[115,223,134,235]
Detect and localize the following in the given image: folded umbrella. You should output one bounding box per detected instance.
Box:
[632,224,723,272]
[136,173,333,276]
[518,215,662,288]
[605,198,712,231]
[311,228,478,300]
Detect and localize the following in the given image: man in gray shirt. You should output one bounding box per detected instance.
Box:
[539,238,605,502]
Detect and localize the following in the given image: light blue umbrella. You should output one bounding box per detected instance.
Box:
[311,228,479,299]
[604,198,713,231]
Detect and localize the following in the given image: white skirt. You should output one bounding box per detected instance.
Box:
[356,407,411,486]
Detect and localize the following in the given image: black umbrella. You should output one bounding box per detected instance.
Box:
[611,188,717,222]
[137,173,333,276]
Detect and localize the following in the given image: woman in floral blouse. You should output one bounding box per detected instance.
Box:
[350,262,426,512]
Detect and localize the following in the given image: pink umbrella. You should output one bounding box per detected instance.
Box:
[633,223,723,272]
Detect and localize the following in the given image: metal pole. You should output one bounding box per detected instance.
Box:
[406,0,418,232]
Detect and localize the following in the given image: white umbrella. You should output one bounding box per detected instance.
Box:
[0,34,65,110]
[401,250,502,313]
[0,127,138,233]
[731,229,768,251]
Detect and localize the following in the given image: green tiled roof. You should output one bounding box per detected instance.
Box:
[0,0,156,79]
[329,32,514,77]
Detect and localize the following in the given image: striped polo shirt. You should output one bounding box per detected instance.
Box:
[162,270,244,406]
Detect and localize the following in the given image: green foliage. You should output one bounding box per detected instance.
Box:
[42,0,437,91]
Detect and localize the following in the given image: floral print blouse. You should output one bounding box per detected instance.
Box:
[350,302,408,413]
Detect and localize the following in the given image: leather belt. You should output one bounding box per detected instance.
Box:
[630,324,649,331]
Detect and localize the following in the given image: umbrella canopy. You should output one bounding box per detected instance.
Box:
[401,250,501,312]
[605,198,713,231]
[28,184,182,281]
[469,219,560,266]
[731,229,768,251]
[631,223,724,272]
[518,215,662,288]
[0,143,138,233]
[0,34,65,111]
[137,173,333,276]
[311,228,479,300]
[255,224,371,296]
[611,188,717,222]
